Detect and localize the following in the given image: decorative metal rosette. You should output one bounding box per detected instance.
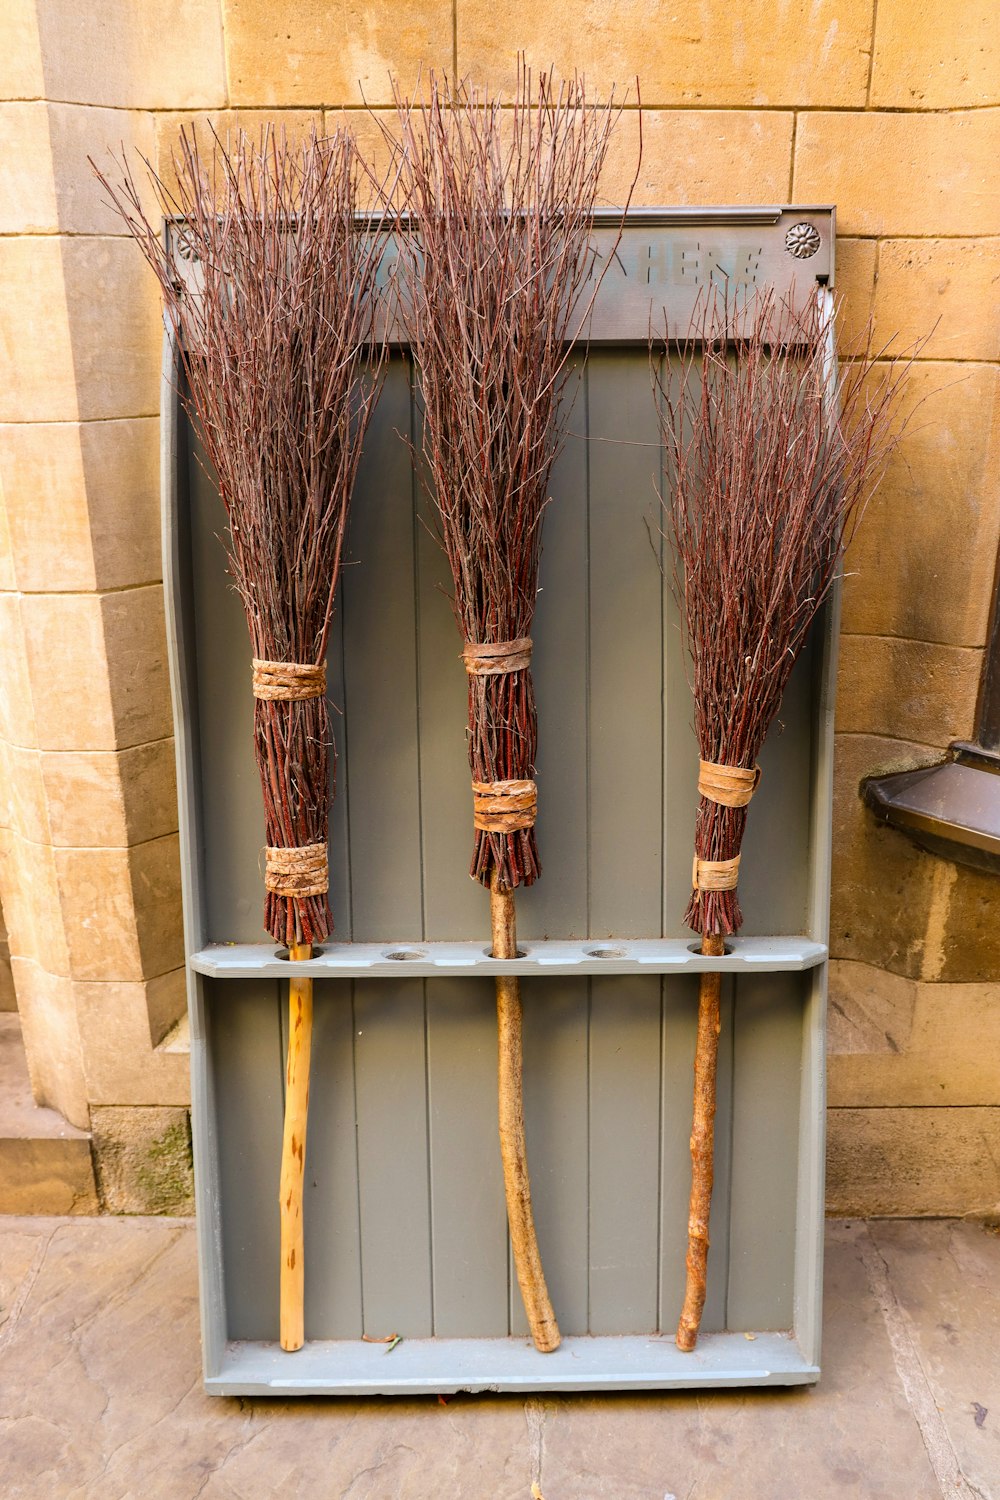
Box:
[785,222,822,260]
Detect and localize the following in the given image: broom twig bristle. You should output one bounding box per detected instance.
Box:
[654,285,916,935]
[389,63,627,890]
[94,126,390,942]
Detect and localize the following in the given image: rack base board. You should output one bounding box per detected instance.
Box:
[207,1331,818,1397]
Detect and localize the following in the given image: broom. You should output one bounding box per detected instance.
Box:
[95,126,388,1351]
[655,286,912,1351]
[390,68,625,1353]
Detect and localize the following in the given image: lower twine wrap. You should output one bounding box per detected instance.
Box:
[265,843,329,899]
[473,779,537,834]
[692,853,740,891]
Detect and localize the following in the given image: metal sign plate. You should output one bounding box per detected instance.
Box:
[165,205,835,346]
[584,206,834,341]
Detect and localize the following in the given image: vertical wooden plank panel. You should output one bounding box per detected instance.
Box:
[727,972,801,1330]
[657,349,710,1333]
[511,977,590,1337]
[585,349,665,1330]
[659,974,733,1334]
[326,579,351,941]
[703,983,734,1333]
[794,965,828,1366]
[426,977,509,1336]
[210,978,283,1341]
[807,591,840,947]
[189,982,227,1371]
[587,352,663,936]
[164,360,208,959]
[796,588,839,1363]
[412,379,485,941]
[188,446,264,943]
[588,975,662,1333]
[659,353,701,942]
[341,359,422,941]
[517,361,589,940]
[353,978,433,1335]
[301,982,363,1339]
[737,643,814,936]
[659,974,699,1330]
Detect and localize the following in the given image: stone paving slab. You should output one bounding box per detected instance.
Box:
[871,1218,1000,1500]
[0,1216,995,1499]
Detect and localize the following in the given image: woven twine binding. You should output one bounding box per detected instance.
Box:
[692,853,741,892]
[462,638,533,676]
[697,759,761,808]
[691,760,758,891]
[252,658,327,700]
[473,778,537,833]
[253,662,329,898]
[265,842,329,898]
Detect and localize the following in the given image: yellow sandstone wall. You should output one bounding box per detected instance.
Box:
[1,0,997,1210]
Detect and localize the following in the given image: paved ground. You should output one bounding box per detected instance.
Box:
[0,1216,997,1499]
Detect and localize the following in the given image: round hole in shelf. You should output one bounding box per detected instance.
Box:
[274,946,326,962]
[687,940,733,957]
[481,946,528,960]
[585,945,628,959]
[384,948,427,961]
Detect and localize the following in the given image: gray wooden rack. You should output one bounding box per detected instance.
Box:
[165,206,838,1396]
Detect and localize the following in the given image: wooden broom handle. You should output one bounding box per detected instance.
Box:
[676,929,726,1352]
[279,940,313,1351]
[491,870,561,1353]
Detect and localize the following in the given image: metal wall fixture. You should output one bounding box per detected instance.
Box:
[863,569,1000,874]
[165,207,839,1396]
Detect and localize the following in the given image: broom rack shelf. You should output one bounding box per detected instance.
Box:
[189,935,827,980]
[167,206,840,1394]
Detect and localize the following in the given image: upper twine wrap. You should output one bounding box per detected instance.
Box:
[265,842,329,898]
[697,759,761,808]
[689,768,758,918]
[252,658,327,700]
[462,638,533,675]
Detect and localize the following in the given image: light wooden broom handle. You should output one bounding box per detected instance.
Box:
[676,929,726,1351]
[279,940,313,1351]
[491,870,561,1353]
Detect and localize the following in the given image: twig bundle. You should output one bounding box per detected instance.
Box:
[660,289,914,938]
[656,287,913,1349]
[390,66,625,1352]
[392,65,621,890]
[96,127,388,1352]
[96,127,386,946]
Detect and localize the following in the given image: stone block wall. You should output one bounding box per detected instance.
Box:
[1,0,997,1213]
